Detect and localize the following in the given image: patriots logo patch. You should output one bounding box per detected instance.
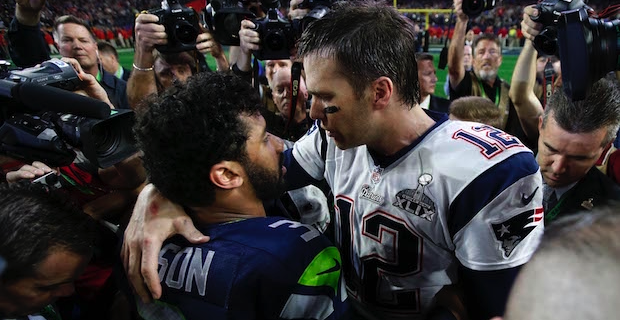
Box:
[492,207,543,258]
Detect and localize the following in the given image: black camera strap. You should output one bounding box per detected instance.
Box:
[543,59,555,108]
[284,61,303,136]
[438,8,454,70]
[253,57,260,92]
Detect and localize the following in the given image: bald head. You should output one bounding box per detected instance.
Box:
[504,210,620,320]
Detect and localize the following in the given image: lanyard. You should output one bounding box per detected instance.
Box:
[115,66,123,79]
[477,80,500,106]
[544,190,572,222]
[96,70,101,82]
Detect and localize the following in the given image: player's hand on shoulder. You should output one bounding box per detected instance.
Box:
[121,183,209,302]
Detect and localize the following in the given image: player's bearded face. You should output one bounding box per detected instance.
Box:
[242,153,286,200]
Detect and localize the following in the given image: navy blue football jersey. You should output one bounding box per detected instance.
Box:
[137,216,348,320]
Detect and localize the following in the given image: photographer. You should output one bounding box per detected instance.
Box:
[3,56,145,320]
[5,56,145,216]
[447,0,532,147]
[7,0,130,110]
[509,5,620,225]
[508,5,549,144]
[127,11,229,109]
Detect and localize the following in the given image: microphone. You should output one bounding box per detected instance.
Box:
[5,81,111,119]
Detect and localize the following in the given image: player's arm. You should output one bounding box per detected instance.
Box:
[121,183,209,302]
[282,148,321,190]
[266,221,348,319]
[283,124,330,190]
[449,151,543,319]
[458,265,521,320]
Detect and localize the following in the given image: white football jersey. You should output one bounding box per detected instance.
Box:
[291,117,544,319]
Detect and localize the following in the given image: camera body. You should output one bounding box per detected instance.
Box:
[0,60,137,168]
[297,0,333,30]
[252,0,300,61]
[149,0,201,53]
[462,0,495,18]
[7,59,83,91]
[204,0,255,46]
[532,0,588,56]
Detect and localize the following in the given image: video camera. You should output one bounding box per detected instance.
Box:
[252,0,332,61]
[203,0,256,46]
[0,59,137,168]
[531,0,590,56]
[556,7,619,101]
[462,0,495,18]
[148,0,201,53]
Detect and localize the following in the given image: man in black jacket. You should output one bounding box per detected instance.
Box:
[415,52,450,114]
[7,0,130,109]
[537,78,620,224]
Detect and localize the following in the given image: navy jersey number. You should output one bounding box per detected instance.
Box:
[335,196,423,312]
[452,125,523,159]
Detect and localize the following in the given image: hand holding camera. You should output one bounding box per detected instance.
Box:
[61,57,114,109]
[521,5,544,42]
[147,0,201,53]
[289,0,310,20]
[134,13,168,56]
[239,19,261,55]
[453,0,469,21]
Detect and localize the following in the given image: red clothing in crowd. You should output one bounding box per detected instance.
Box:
[43,30,55,45]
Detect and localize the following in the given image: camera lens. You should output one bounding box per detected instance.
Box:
[557,8,620,100]
[92,125,120,158]
[174,21,199,44]
[463,0,485,18]
[587,18,620,82]
[264,30,286,51]
[533,27,558,56]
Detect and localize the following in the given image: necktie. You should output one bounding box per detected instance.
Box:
[544,186,558,212]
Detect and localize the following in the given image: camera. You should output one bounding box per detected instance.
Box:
[252,0,300,61]
[557,8,619,101]
[6,59,83,91]
[148,0,201,53]
[531,0,589,56]
[0,60,137,168]
[203,0,255,46]
[462,0,495,18]
[298,0,333,30]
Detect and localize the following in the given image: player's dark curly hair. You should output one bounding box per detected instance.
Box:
[134,72,263,207]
